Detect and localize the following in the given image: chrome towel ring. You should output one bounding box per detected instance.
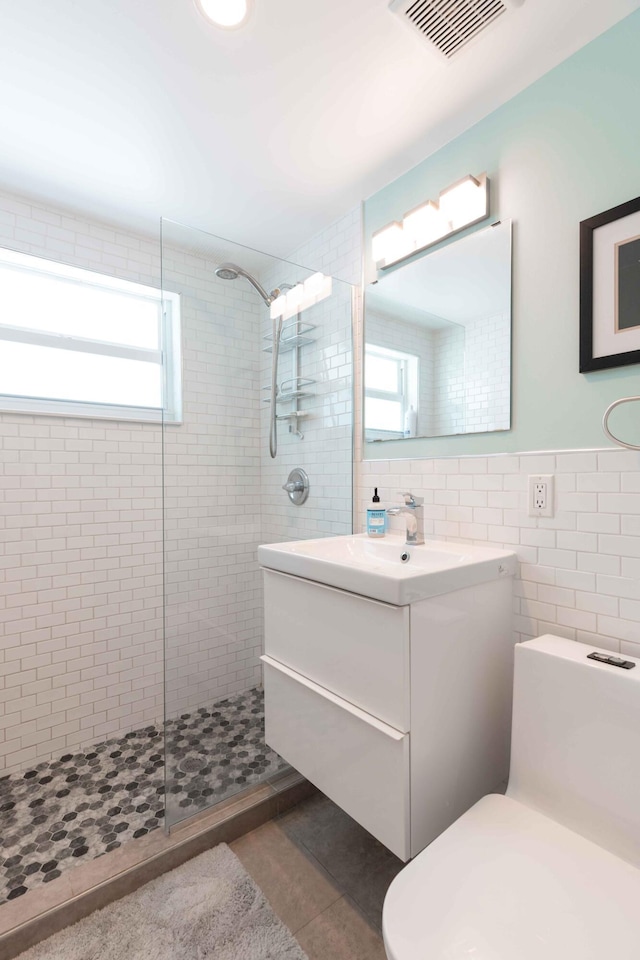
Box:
[602,396,640,451]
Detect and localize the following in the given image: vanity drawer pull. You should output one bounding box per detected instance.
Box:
[263,570,410,732]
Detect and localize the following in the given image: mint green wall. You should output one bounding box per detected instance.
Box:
[363,11,640,459]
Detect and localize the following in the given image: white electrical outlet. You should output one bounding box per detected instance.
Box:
[528,475,554,517]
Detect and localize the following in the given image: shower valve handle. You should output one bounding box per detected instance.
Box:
[282,479,304,493]
[282,468,309,505]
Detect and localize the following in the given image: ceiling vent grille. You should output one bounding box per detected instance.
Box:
[390,0,513,59]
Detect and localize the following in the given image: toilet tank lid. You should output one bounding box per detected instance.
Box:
[508,633,640,868]
[522,633,640,674]
[382,794,640,960]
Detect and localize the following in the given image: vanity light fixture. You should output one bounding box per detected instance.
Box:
[372,222,404,266]
[403,200,449,249]
[438,174,488,228]
[284,283,304,314]
[270,272,332,322]
[373,173,490,269]
[195,0,253,29]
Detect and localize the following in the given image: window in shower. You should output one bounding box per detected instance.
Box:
[0,247,182,421]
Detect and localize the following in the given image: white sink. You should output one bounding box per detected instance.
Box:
[258,534,517,605]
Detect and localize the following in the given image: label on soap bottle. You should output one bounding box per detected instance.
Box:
[367,508,386,537]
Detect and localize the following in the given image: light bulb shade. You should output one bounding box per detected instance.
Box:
[438,175,488,229]
[286,283,304,309]
[270,274,332,319]
[372,222,405,266]
[371,173,490,270]
[302,272,332,308]
[303,272,325,300]
[270,294,286,320]
[277,283,302,321]
[303,273,324,297]
[403,200,450,248]
[195,0,252,28]
[318,274,333,302]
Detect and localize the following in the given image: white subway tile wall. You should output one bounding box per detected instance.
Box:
[462,313,510,432]
[359,452,640,655]
[432,324,466,436]
[160,243,264,721]
[289,208,361,288]
[0,191,165,774]
[258,207,360,545]
[0,193,358,776]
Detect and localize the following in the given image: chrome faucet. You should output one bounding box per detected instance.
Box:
[387,492,425,546]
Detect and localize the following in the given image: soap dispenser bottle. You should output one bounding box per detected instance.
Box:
[366,488,386,538]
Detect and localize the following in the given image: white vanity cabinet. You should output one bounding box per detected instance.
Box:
[261,564,515,861]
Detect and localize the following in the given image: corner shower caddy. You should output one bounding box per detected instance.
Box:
[262,316,316,439]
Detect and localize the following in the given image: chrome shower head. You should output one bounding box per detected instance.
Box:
[215,261,275,306]
[215,263,240,280]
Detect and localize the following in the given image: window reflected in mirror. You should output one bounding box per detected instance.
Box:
[364,219,511,444]
[365,345,419,437]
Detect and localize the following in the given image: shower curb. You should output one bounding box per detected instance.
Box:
[0,777,316,960]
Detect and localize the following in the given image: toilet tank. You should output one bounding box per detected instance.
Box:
[507,634,640,868]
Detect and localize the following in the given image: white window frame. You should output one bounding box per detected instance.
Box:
[365,343,418,435]
[0,246,182,424]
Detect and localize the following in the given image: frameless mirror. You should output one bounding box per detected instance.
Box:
[364,219,512,444]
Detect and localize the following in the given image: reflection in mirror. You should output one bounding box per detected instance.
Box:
[364,219,511,443]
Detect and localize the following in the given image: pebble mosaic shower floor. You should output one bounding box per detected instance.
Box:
[0,687,286,904]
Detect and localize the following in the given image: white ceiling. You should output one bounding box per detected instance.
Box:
[0,0,637,260]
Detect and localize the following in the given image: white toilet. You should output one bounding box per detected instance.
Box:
[382,634,640,959]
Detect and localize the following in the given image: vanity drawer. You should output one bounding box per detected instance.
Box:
[262,655,410,860]
[263,569,410,732]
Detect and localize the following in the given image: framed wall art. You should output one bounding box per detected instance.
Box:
[580,195,640,372]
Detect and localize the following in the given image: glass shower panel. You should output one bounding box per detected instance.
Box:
[0,247,166,905]
[160,220,353,829]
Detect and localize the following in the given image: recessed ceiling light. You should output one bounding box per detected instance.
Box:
[195,0,253,29]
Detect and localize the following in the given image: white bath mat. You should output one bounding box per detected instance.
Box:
[17,844,308,960]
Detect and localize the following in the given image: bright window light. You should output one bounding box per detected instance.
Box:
[196,0,252,28]
[366,353,401,394]
[366,397,404,433]
[365,344,419,435]
[0,342,163,408]
[0,248,182,423]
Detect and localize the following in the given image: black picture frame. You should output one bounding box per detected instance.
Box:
[580,195,640,372]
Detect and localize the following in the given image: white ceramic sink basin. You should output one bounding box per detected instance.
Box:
[258,534,517,605]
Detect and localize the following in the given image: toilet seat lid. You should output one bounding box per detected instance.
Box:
[383,794,640,960]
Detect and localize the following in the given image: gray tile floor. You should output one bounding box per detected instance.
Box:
[279,792,404,931]
[0,687,285,905]
[232,792,405,959]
